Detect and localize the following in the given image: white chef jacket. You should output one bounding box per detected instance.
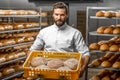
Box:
[30,23,90,56]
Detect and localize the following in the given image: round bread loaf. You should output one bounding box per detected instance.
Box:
[97,27,106,34]
[89,43,100,50]
[30,57,46,67]
[104,11,113,18]
[47,58,63,69]
[103,27,113,34]
[90,59,102,67]
[113,27,120,34]
[64,58,78,69]
[112,61,120,69]
[100,44,109,51]
[101,61,112,68]
[96,11,104,17]
[109,44,119,52]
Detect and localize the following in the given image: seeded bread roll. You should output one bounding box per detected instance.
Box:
[47,58,63,69]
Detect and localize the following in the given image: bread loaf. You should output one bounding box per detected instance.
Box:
[64,58,78,69]
[90,59,102,67]
[47,58,63,69]
[97,27,105,34]
[100,44,109,51]
[30,57,46,67]
[96,11,104,17]
[101,61,112,68]
[89,43,100,50]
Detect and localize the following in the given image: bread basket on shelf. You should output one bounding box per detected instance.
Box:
[23,50,82,80]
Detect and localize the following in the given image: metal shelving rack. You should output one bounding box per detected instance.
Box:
[0,8,43,79]
[86,7,120,80]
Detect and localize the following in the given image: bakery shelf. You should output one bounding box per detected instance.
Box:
[0,14,41,18]
[89,31,120,36]
[0,56,26,67]
[90,50,120,54]
[0,71,24,80]
[0,41,33,50]
[0,27,41,34]
[88,65,120,71]
[87,7,120,10]
[90,16,120,19]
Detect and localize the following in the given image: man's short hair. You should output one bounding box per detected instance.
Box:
[52,2,68,14]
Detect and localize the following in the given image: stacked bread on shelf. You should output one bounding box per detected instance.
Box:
[89,37,120,52]
[89,53,120,69]
[96,10,120,18]
[0,60,24,78]
[97,25,120,34]
[0,9,39,15]
[91,70,120,80]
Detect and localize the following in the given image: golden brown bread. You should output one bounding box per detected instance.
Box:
[89,43,100,50]
[104,53,114,59]
[104,11,113,18]
[116,12,120,17]
[90,59,102,67]
[3,67,15,75]
[101,76,111,80]
[101,61,112,68]
[96,11,104,17]
[113,27,120,34]
[100,44,109,51]
[109,44,119,52]
[112,61,120,69]
[91,75,100,80]
[103,27,113,34]
[97,27,106,34]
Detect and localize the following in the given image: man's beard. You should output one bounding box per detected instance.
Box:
[54,20,65,27]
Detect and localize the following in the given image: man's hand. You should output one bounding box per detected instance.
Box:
[79,55,89,78]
